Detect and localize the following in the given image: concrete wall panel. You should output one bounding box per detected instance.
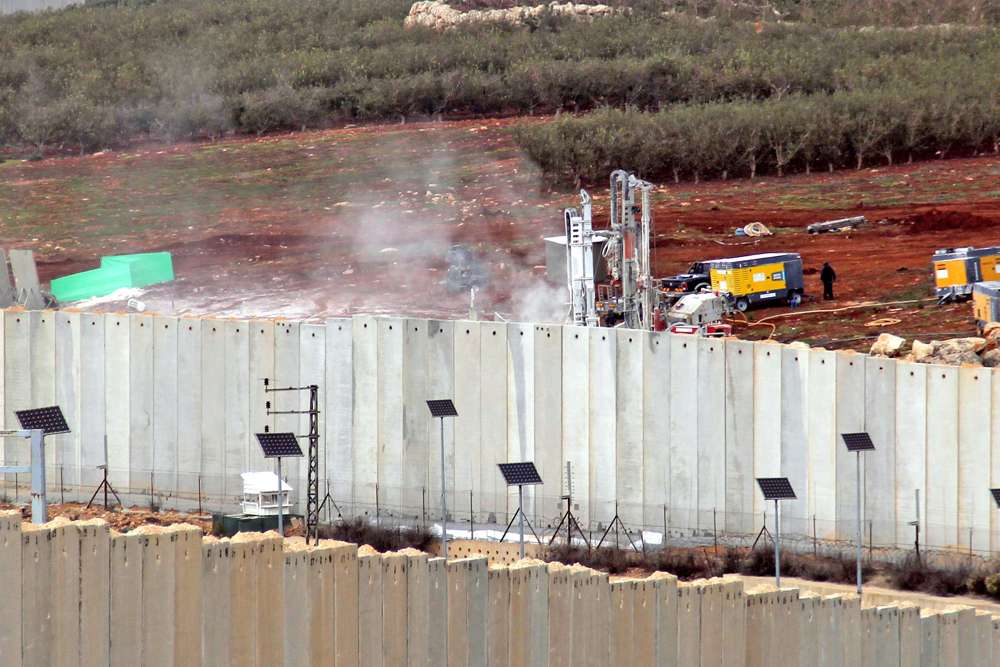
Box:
[274,322,303,510]
[610,580,635,665]
[428,558,447,666]
[0,512,20,667]
[105,314,131,491]
[835,353,866,541]
[487,565,510,667]
[284,547,309,666]
[899,606,920,667]
[807,349,837,540]
[798,593,819,667]
[171,525,203,667]
[79,520,111,667]
[698,339,726,532]
[359,552,384,667]
[643,331,670,527]
[780,346,810,532]
[402,320,430,514]
[405,551,431,667]
[199,322,225,501]
[140,529,176,667]
[676,582,700,667]
[201,539,230,667]
[353,316,378,510]
[699,580,724,667]
[223,322,250,499]
[53,313,78,485]
[561,326,589,526]
[382,552,408,666]
[958,367,991,553]
[926,366,959,549]
[724,340,755,534]
[616,329,643,527]
[507,324,535,514]
[992,371,1000,554]
[153,317,179,500]
[326,319,354,513]
[299,323,326,516]
[110,532,142,667]
[177,320,202,498]
[895,363,927,547]
[454,322,482,516]
[920,612,939,667]
[332,542,360,667]
[588,328,616,526]
[129,316,155,488]
[534,324,562,526]
[427,321,456,517]
[249,321,275,476]
[669,336,698,531]
[3,313,30,469]
[480,322,508,521]
[753,343,781,520]
[864,357,897,546]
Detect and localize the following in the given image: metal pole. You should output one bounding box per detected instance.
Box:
[277,457,284,537]
[29,429,47,524]
[440,417,448,560]
[856,451,862,595]
[774,499,781,589]
[519,484,525,560]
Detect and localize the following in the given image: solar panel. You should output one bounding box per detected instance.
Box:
[757,477,796,501]
[15,406,70,435]
[992,488,1000,508]
[427,399,458,418]
[841,432,875,452]
[498,462,543,486]
[255,432,303,458]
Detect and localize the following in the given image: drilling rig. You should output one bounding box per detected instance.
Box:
[561,170,655,328]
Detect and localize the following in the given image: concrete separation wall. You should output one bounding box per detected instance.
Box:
[1,510,999,666]
[2,310,999,552]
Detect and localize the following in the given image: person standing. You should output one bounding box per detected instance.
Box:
[820,261,837,300]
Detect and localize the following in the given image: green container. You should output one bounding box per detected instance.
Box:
[50,251,174,302]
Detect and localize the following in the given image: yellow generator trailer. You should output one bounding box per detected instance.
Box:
[933,246,1000,301]
[973,281,1000,333]
[708,252,804,312]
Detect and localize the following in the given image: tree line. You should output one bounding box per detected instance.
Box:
[0,0,998,158]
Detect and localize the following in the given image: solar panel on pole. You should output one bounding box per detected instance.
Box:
[841,431,874,595]
[255,432,302,537]
[841,432,875,452]
[427,399,458,559]
[756,477,796,500]
[15,406,70,435]
[255,432,303,458]
[498,462,543,487]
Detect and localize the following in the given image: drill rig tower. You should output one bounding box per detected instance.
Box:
[608,170,654,329]
[564,190,599,326]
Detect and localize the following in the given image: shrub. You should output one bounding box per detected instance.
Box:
[317,517,435,552]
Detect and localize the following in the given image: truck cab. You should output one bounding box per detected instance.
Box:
[660,262,711,296]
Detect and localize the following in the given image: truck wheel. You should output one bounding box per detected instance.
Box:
[735,298,750,312]
[694,282,710,293]
[788,292,802,307]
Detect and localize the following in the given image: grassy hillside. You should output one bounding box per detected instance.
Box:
[0,0,998,180]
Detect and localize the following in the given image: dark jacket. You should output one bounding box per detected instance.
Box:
[820,264,836,283]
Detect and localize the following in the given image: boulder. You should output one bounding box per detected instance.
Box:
[983,322,1000,349]
[912,340,934,362]
[916,337,986,367]
[405,1,620,30]
[983,349,1000,368]
[869,333,907,358]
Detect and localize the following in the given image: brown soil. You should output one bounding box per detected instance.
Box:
[2,118,998,350]
[0,501,213,534]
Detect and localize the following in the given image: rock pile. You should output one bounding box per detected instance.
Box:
[869,324,1000,367]
[404,1,620,29]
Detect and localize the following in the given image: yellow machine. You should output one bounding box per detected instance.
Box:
[973,281,1000,333]
[708,252,804,312]
[933,246,1000,301]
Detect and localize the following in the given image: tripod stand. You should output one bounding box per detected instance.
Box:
[549,462,590,550]
[596,501,638,552]
[317,477,342,523]
[86,436,122,510]
[751,511,774,551]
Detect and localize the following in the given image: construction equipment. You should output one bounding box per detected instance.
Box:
[660,261,712,298]
[807,216,867,234]
[972,281,1000,333]
[933,246,1000,302]
[708,252,804,312]
[665,293,732,337]
[559,170,655,328]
